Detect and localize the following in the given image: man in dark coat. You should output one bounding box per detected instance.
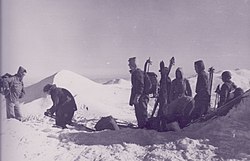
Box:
[193,60,210,119]
[43,84,77,128]
[218,71,237,107]
[169,67,192,103]
[128,57,149,128]
[3,66,27,121]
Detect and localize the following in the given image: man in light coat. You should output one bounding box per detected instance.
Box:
[3,66,27,121]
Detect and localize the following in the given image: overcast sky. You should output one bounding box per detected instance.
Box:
[1,0,250,83]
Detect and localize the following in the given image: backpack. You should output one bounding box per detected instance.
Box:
[0,73,13,95]
[143,58,158,97]
[94,116,120,131]
[144,72,158,96]
[146,117,181,132]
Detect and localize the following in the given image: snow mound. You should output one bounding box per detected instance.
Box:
[16,70,134,123]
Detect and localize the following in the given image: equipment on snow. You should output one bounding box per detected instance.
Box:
[146,117,181,132]
[0,73,14,95]
[214,84,221,109]
[94,116,120,131]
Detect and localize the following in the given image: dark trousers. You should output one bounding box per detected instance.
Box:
[134,95,149,128]
[193,98,210,120]
[157,93,168,117]
[55,108,75,128]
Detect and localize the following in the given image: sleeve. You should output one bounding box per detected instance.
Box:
[185,79,192,97]
[19,81,25,98]
[196,73,209,94]
[129,90,134,106]
[135,70,144,95]
[2,77,14,95]
[49,92,60,114]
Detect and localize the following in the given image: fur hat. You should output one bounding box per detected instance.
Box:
[17,66,27,74]
[43,84,56,93]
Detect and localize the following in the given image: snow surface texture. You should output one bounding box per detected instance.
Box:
[1,69,250,161]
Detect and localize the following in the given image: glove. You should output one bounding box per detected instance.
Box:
[19,92,25,99]
[44,109,52,117]
[3,89,10,96]
[133,94,141,105]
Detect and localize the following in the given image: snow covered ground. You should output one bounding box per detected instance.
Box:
[1,69,250,161]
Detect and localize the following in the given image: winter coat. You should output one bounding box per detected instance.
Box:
[218,80,237,107]
[170,68,192,102]
[195,70,209,100]
[129,68,145,106]
[3,67,26,102]
[49,86,77,115]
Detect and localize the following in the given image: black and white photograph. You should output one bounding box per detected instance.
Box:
[1,0,250,160]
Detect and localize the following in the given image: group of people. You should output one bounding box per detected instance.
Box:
[1,59,241,130]
[1,66,77,129]
[128,57,240,129]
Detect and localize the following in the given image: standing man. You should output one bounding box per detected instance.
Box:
[2,66,27,121]
[193,60,210,119]
[43,84,77,129]
[128,57,149,128]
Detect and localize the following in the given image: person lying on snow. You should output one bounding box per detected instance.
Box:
[43,84,77,129]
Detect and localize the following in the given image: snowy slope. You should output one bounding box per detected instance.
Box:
[1,69,250,161]
[103,78,130,87]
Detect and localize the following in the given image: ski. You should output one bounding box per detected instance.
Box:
[208,67,215,108]
[44,113,95,132]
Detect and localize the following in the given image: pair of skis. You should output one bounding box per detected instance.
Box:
[208,67,215,110]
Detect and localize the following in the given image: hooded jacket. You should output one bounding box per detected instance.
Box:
[170,68,192,102]
[4,66,26,102]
